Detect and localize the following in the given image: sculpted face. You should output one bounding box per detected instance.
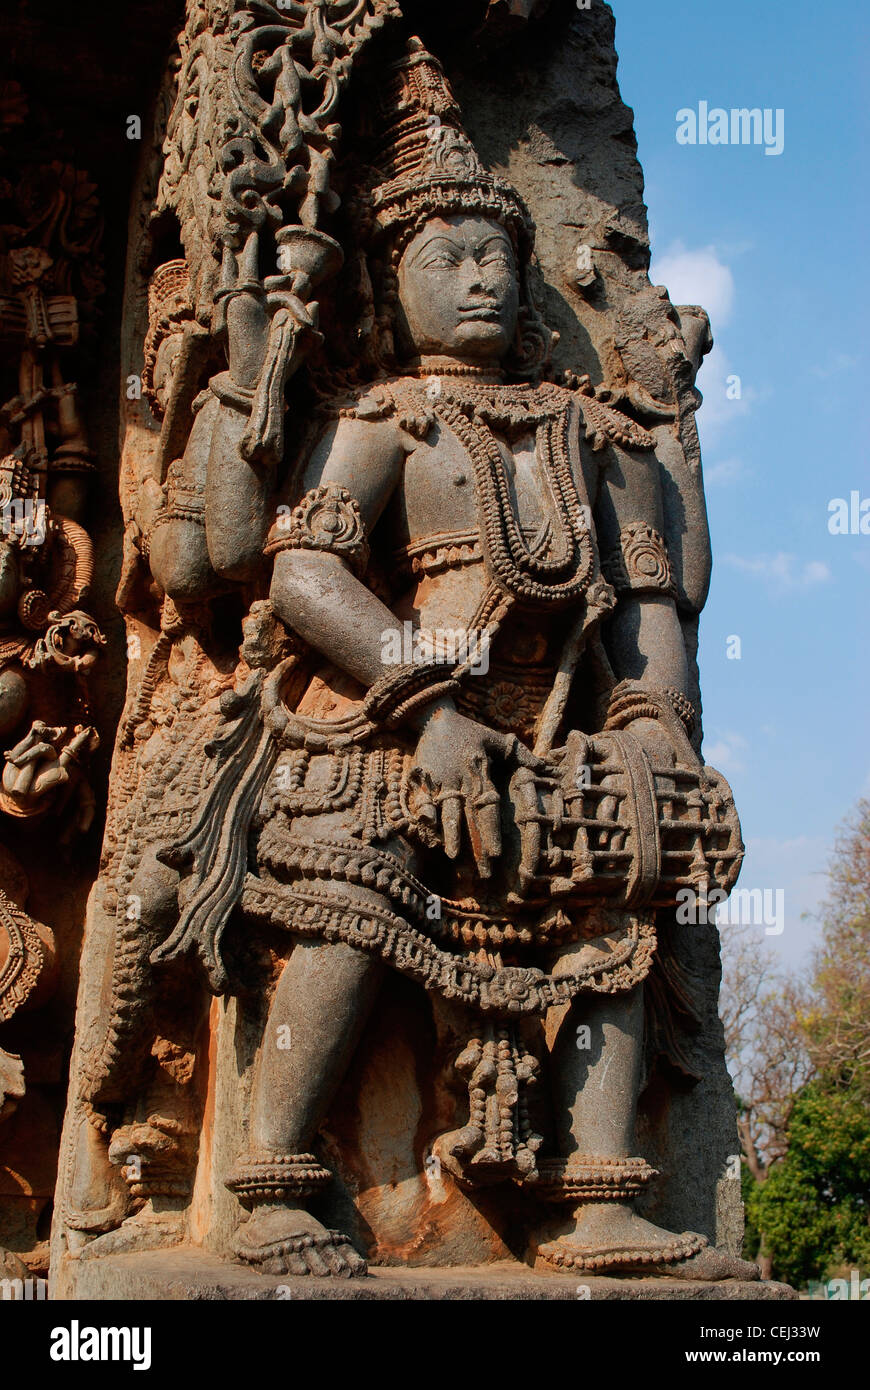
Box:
[397,214,519,362]
[152,334,184,413]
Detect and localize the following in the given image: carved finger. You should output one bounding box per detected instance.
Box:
[466,752,502,875]
[511,766,543,892]
[490,730,548,773]
[319,1243,350,1277]
[438,786,464,860]
[265,1251,305,1276]
[343,1247,368,1278]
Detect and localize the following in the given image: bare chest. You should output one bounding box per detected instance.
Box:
[387,419,558,549]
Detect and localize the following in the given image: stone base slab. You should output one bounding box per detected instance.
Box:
[54,1248,797,1301]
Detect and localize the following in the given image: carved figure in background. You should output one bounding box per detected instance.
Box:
[0,86,105,1272]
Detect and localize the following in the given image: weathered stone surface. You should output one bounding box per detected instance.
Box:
[0,79,108,1274]
[58,1248,797,1302]
[0,1,766,1298]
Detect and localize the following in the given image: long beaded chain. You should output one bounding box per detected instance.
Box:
[415,383,596,605]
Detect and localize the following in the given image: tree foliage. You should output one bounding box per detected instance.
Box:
[721,799,870,1285]
[748,1083,870,1287]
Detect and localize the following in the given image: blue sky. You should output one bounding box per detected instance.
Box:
[610,0,870,969]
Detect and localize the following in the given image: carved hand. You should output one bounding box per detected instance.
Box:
[627,716,681,769]
[225,283,317,393]
[621,713,706,781]
[604,680,700,769]
[413,702,544,876]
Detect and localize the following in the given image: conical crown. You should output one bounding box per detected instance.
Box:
[358,38,533,255]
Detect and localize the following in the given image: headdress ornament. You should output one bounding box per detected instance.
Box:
[142,259,193,417]
[356,38,534,256]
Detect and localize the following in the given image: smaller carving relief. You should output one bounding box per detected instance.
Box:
[0,83,105,1268]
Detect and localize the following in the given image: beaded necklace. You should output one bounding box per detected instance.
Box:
[400,378,597,607]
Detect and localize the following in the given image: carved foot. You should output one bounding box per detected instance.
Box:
[537,1203,759,1280]
[233,1204,367,1278]
[77,1205,185,1261]
[664,1245,761,1281]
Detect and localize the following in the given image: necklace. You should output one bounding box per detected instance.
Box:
[399,378,596,606]
[408,355,506,382]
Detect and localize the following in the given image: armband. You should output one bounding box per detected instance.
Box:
[602,522,676,598]
[264,482,370,577]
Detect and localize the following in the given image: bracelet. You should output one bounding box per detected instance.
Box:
[663,686,697,736]
[604,683,665,731]
[604,681,696,737]
[224,1152,332,1203]
[535,1155,658,1204]
[604,681,697,740]
[363,661,460,728]
[208,370,257,416]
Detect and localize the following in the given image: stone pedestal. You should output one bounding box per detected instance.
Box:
[54,1248,796,1302]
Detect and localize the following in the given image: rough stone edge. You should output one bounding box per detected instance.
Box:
[56,1249,797,1301]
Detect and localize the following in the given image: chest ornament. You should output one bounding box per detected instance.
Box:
[399,380,598,608]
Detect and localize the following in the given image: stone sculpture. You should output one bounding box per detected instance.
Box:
[0,84,104,1275]
[52,2,757,1291]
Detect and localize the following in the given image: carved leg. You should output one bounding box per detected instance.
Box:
[228,937,382,1277]
[67,855,209,1259]
[536,986,759,1280]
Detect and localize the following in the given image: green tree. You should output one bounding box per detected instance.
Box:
[749,1083,870,1287]
[722,799,870,1285]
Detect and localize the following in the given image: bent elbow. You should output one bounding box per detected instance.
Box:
[149,521,218,600]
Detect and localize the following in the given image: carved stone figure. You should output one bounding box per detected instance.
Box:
[0,84,105,1274]
[53,3,757,1293]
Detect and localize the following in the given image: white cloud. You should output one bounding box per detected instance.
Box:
[694,342,750,443]
[704,729,749,777]
[721,552,831,593]
[649,243,756,446]
[703,455,746,487]
[810,352,858,380]
[650,242,735,327]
